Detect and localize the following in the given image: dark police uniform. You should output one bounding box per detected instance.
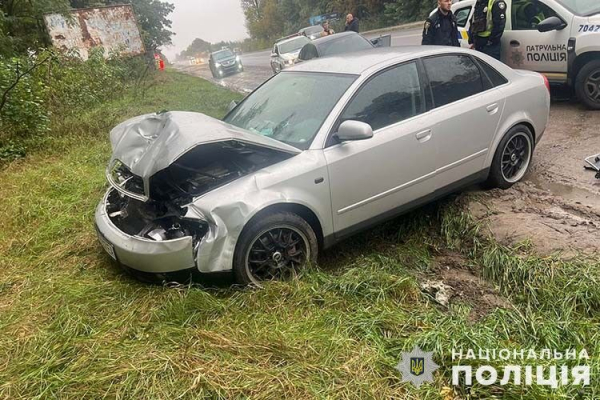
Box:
[468,0,507,60]
[422,9,460,47]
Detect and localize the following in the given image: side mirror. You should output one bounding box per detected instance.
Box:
[370,34,392,48]
[336,120,373,142]
[537,16,567,32]
[226,100,238,113]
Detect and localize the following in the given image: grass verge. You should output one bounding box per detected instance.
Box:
[0,70,598,399]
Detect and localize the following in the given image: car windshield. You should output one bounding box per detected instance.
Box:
[279,37,310,54]
[213,50,234,61]
[318,34,373,57]
[224,72,357,150]
[556,0,600,15]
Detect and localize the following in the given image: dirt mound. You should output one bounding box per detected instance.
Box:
[421,254,510,321]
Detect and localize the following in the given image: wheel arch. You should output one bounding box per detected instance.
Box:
[572,51,600,83]
[485,118,536,168]
[241,202,325,249]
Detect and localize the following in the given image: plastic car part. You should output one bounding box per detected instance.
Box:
[584,153,600,179]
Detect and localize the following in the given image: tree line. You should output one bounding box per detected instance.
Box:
[0,0,174,160]
[240,0,436,42]
[0,0,174,56]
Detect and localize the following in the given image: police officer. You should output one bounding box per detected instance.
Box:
[468,0,507,60]
[422,0,460,47]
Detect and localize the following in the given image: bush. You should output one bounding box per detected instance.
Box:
[0,53,50,139]
[0,48,150,159]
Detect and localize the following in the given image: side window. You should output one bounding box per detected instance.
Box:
[273,45,278,54]
[339,62,423,131]
[512,0,558,30]
[477,59,509,87]
[423,55,485,108]
[455,6,472,28]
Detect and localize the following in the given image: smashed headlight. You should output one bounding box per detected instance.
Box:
[107,159,147,201]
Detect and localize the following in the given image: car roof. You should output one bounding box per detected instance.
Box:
[299,25,323,32]
[289,45,478,75]
[310,31,359,45]
[211,49,233,55]
[277,36,310,46]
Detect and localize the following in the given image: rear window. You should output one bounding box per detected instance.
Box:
[477,59,509,87]
[318,34,373,57]
[423,55,485,108]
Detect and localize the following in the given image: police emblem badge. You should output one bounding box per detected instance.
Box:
[396,346,439,387]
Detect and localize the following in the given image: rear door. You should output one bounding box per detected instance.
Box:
[421,54,506,189]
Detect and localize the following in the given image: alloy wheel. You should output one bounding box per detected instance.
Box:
[244,225,310,282]
[501,132,532,183]
[584,68,600,104]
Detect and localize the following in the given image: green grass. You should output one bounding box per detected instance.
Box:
[0,70,598,399]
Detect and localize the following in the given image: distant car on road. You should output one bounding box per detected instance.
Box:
[270,35,311,74]
[96,46,550,285]
[299,25,324,39]
[209,49,243,79]
[298,31,391,61]
[233,47,242,55]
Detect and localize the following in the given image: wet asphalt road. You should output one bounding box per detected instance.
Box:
[174,27,423,94]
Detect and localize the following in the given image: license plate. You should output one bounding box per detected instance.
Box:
[97,229,116,260]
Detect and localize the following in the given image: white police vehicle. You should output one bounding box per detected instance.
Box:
[452,0,600,109]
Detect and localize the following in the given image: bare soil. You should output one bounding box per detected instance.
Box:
[468,101,600,258]
[421,253,511,321]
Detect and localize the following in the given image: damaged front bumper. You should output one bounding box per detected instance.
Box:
[95,189,197,274]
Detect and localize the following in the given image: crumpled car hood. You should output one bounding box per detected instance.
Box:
[109,111,300,180]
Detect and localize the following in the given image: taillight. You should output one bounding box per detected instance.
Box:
[542,74,550,94]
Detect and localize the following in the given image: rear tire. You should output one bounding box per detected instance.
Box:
[575,60,600,110]
[233,212,318,286]
[486,125,534,189]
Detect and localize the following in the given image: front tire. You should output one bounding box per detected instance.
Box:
[233,212,318,286]
[575,60,600,110]
[486,125,534,189]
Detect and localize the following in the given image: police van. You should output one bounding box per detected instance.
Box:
[451,0,600,109]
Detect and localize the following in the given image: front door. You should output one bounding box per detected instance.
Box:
[324,61,436,235]
[502,0,572,80]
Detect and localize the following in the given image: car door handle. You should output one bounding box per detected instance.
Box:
[415,129,432,142]
[486,103,499,114]
[510,40,520,47]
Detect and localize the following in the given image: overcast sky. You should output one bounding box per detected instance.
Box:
[161,0,249,60]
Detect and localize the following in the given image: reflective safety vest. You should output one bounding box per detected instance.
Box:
[477,0,496,37]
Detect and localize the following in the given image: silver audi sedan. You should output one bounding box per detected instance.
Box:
[95,46,550,285]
